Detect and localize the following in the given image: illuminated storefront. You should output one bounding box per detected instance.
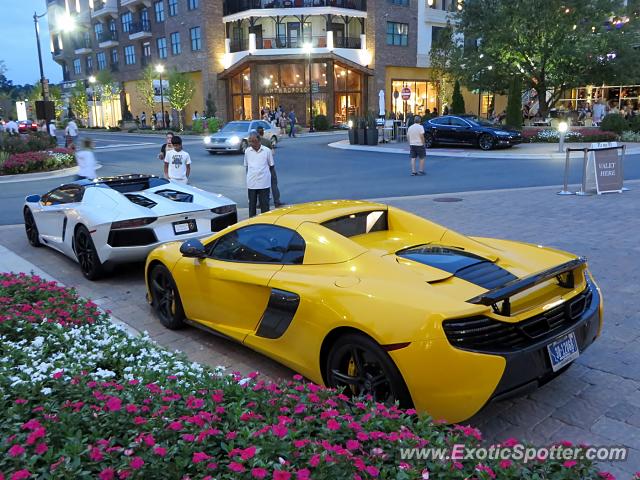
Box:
[559,85,640,110]
[222,58,369,125]
[390,80,439,117]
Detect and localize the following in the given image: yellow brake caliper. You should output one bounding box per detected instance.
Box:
[347,356,358,395]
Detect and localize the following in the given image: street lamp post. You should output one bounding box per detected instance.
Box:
[558,121,568,153]
[88,76,97,127]
[303,42,314,133]
[155,64,165,129]
[33,11,48,102]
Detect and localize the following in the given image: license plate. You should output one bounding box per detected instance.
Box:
[173,219,197,235]
[547,332,580,372]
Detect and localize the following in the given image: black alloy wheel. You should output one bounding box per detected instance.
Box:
[23,208,42,247]
[478,134,495,151]
[149,264,185,330]
[424,133,435,148]
[74,225,105,280]
[326,333,413,408]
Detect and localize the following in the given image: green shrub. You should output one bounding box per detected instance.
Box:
[0,132,55,154]
[599,113,628,134]
[191,118,204,134]
[506,77,522,130]
[314,114,329,131]
[628,115,640,133]
[451,80,466,115]
[620,130,640,142]
[207,117,221,133]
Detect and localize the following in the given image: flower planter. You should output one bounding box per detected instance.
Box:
[348,128,358,145]
[357,128,366,145]
[366,127,378,145]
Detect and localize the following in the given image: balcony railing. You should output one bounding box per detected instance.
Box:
[98,31,119,43]
[130,21,151,35]
[333,35,361,49]
[229,38,249,52]
[223,0,366,16]
[74,37,93,51]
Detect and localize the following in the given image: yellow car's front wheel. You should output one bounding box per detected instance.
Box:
[326,333,413,408]
[149,264,186,330]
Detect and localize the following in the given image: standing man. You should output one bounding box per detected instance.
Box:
[141,112,147,129]
[158,131,174,161]
[65,118,79,148]
[244,132,274,217]
[164,110,171,129]
[163,135,191,184]
[257,126,284,207]
[288,107,297,137]
[48,119,57,144]
[407,115,426,176]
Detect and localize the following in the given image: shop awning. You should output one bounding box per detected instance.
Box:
[218,53,374,80]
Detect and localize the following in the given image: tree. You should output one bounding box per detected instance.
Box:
[451,80,466,114]
[429,23,461,113]
[205,93,217,118]
[28,81,64,120]
[168,70,195,131]
[136,66,157,119]
[70,81,89,126]
[452,0,640,118]
[96,71,122,127]
[506,76,523,129]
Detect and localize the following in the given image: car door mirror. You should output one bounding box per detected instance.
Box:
[180,238,206,258]
[26,194,41,203]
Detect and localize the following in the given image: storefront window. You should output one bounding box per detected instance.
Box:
[231,68,252,120]
[390,80,438,118]
[231,68,251,94]
[334,64,362,124]
[257,64,280,89]
[280,64,306,88]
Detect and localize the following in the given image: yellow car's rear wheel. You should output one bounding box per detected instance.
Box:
[149,264,185,330]
[326,333,413,408]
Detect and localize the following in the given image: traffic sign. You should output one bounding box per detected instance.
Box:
[401,86,411,101]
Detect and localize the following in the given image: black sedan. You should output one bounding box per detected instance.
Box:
[422,115,522,151]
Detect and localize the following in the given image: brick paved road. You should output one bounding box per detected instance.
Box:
[2,182,639,477]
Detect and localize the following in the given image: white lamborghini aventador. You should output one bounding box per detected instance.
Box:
[23,174,237,280]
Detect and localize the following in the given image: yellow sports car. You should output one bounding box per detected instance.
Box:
[145,200,602,423]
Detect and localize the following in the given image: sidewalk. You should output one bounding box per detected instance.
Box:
[329,139,640,159]
[1,184,639,477]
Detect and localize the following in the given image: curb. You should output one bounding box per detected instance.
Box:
[0,163,104,184]
[327,139,640,159]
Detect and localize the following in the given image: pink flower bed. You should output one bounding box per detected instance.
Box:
[1,148,75,175]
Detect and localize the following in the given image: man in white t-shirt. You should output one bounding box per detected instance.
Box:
[406,115,426,176]
[163,136,191,184]
[65,119,79,148]
[244,132,274,217]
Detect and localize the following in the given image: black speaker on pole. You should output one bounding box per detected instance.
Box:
[35,101,55,122]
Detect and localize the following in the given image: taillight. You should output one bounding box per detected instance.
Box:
[110,217,157,229]
[211,204,236,215]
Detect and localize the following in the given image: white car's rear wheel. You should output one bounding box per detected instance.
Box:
[74,225,105,281]
[23,208,42,247]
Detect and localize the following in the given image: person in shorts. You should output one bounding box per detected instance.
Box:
[406,115,426,176]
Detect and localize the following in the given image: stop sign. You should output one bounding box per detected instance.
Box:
[401,86,411,101]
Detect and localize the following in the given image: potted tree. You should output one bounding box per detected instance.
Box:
[366,111,378,146]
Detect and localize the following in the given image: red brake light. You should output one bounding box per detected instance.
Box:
[110,217,157,229]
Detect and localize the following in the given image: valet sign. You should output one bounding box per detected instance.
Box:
[585,142,624,194]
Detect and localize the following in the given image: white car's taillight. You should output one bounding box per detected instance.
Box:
[111,217,157,229]
[211,205,236,215]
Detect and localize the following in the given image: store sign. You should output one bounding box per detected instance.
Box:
[264,86,309,95]
[401,87,411,101]
[311,81,319,94]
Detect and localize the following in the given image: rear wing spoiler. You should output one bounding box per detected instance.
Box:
[467,257,586,316]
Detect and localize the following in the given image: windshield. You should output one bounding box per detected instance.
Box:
[221,122,250,133]
[465,117,495,127]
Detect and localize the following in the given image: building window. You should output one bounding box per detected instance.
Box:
[86,55,93,73]
[111,48,118,65]
[187,0,198,10]
[190,26,201,51]
[154,1,165,22]
[73,58,81,75]
[157,37,167,58]
[97,52,107,70]
[431,26,444,44]
[334,63,363,124]
[230,68,252,120]
[124,45,136,65]
[142,42,152,65]
[168,0,178,16]
[389,0,409,5]
[386,21,408,46]
[121,12,132,33]
[94,23,103,41]
[141,8,150,29]
[390,80,439,118]
[170,32,181,55]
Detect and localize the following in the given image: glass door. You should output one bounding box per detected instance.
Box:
[287,22,300,48]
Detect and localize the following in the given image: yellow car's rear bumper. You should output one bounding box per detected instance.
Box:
[391,281,602,424]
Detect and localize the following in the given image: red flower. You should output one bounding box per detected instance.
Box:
[228,462,245,473]
[272,425,288,438]
[99,470,115,480]
[26,427,46,445]
[21,419,41,431]
[52,370,64,379]
[499,459,512,469]
[35,443,48,455]
[105,397,122,412]
[326,419,341,431]
[563,460,577,468]
[241,446,257,460]
[10,470,31,480]
[153,446,167,457]
[8,444,25,457]
[89,447,104,462]
[296,469,311,480]
[193,452,212,463]
[251,467,268,479]
[130,457,144,469]
[273,471,291,480]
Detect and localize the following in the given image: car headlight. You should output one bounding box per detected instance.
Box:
[228,136,241,146]
[203,136,211,144]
